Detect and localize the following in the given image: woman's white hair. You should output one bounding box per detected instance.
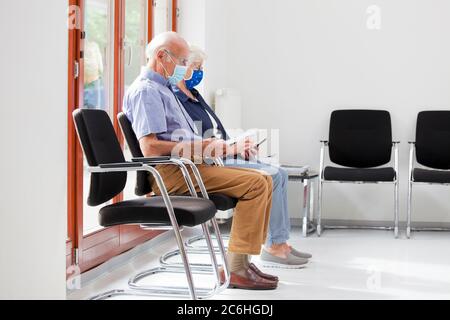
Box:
[189,45,208,64]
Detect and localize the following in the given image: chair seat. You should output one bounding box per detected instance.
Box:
[99,196,216,228]
[204,194,238,211]
[179,193,237,211]
[324,166,396,182]
[413,168,450,184]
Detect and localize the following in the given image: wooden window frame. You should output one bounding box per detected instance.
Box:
[67,0,178,274]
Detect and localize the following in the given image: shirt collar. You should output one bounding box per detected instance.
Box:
[140,66,170,87]
[173,87,202,103]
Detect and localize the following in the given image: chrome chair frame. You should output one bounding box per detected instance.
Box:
[406,142,450,238]
[185,234,229,249]
[117,112,232,252]
[87,160,230,300]
[125,157,231,293]
[180,157,231,251]
[317,140,400,238]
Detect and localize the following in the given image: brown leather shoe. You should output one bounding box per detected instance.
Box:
[220,267,278,290]
[249,263,279,282]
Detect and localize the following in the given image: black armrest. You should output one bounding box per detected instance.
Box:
[132,156,173,163]
[99,162,144,169]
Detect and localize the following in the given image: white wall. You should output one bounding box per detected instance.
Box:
[178,0,207,95]
[181,0,450,224]
[178,0,206,49]
[0,0,67,299]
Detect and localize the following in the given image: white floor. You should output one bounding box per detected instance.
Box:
[68,227,450,300]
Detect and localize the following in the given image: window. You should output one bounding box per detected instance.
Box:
[67,0,178,273]
[82,0,115,235]
[153,0,176,36]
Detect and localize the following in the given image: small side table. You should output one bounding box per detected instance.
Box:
[282,167,319,237]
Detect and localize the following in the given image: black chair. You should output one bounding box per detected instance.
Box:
[407,111,450,238]
[73,109,230,300]
[318,110,400,238]
[117,112,238,211]
[118,112,237,263]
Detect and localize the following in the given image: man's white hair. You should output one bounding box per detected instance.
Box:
[145,31,185,60]
[189,45,208,64]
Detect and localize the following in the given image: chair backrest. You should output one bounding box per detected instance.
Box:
[73,109,127,206]
[416,111,450,170]
[328,110,392,168]
[117,112,153,196]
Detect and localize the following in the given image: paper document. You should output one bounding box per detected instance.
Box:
[226,129,258,146]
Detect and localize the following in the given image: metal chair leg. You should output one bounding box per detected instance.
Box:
[200,222,221,291]
[182,157,232,250]
[161,222,228,269]
[90,266,215,300]
[160,249,222,268]
[89,242,214,300]
[126,222,224,299]
[317,141,326,237]
[317,181,323,237]
[133,158,231,298]
[407,181,412,239]
[88,159,231,300]
[163,158,231,291]
[126,219,230,298]
[393,142,400,239]
[394,181,399,239]
[309,179,317,234]
[128,266,216,296]
[185,234,230,249]
[178,157,230,288]
[302,179,311,237]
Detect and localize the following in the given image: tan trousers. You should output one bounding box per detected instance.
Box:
[151,164,273,255]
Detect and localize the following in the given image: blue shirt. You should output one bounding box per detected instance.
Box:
[123,67,201,142]
[174,88,229,140]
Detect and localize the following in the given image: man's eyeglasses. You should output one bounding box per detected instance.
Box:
[164,49,189,66]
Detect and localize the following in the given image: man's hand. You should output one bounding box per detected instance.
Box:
[239,139,258,161]
[202,137,259,161]
[203,138,229,159]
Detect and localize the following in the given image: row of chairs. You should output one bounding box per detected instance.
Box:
[74,108,450,299]
[317,110,450,238]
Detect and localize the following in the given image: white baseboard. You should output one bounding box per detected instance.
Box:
[290,218,450,229]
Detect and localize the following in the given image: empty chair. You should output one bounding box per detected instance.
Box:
[407,111,450,238]
[318,110,400,237]
[73,109,230,300]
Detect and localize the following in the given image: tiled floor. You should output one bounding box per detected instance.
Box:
[68,226,450,300]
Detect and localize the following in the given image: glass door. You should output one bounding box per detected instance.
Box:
[68,0,178,274]
[153,0,175,36]
[82,0,115,235]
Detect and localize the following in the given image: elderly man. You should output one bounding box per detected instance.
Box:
[123,32,278,290]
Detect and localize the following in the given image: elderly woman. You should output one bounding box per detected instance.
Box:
[174,46,312,267]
